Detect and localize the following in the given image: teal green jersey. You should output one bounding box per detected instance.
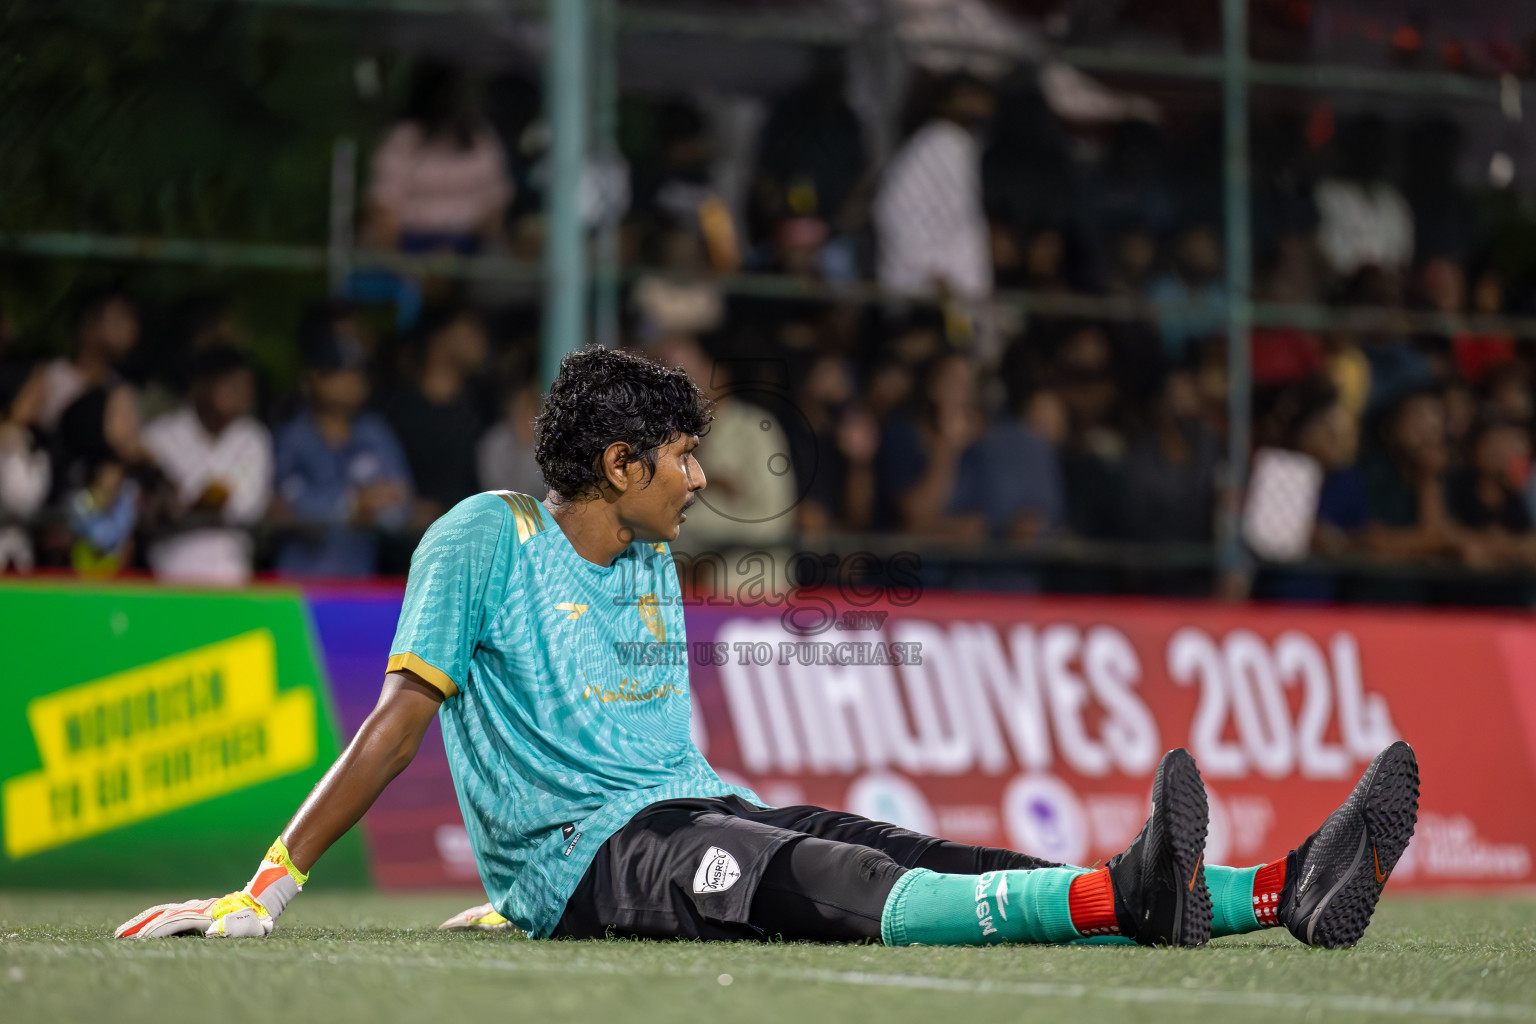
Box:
[387,491,760,937]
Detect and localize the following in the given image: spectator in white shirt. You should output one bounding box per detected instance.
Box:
[38,287,141,431]
[873,75,997,301]
[1315,115,1414,278]
[364,59,512,256]
[140,347,271,586]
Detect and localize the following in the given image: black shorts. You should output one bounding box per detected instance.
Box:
[551,795,1058,942]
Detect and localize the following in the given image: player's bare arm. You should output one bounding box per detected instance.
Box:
[282,671,444,873]
[115,671,442,938]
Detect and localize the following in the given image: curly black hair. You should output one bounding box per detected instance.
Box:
[535,345,713,501]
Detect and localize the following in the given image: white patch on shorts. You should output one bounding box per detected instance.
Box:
[692,846,742,894]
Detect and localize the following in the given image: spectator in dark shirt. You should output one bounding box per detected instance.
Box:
[49,384,157,575]
[1446,417,1536,566]
[38,287,140,432]
[875,351,986,537]
[1294,383,1370,550]
[788,353,877,534]
[271,330,412,578]
[1118,369,1218,544]
[1053,323,1125,540]
[749,52,866,282]
[1357,386,1470,564]
[383,307,489,526]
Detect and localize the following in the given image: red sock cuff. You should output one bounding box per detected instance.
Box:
[1252,859,1287,928]
[1068,868,1120,936]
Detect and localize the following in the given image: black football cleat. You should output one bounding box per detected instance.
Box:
[1278,740,1420,949]
[1107,747,1212,947]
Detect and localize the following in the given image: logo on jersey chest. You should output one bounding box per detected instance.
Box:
[693,847,741,894]
[638,594,666,642]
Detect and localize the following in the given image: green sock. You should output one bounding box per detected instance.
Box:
[1205,864,1261,937]
[880,867,1087,947]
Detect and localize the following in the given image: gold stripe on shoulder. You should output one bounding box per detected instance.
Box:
[515,493,546,535]
[495,491,545,545]
[494,491,534,544]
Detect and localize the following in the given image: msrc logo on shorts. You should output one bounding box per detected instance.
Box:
[692,846,741,894]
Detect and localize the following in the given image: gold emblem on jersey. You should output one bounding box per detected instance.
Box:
[638,594,665,642]
[555,603,589,620]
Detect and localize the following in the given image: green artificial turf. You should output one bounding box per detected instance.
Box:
[2,891,1533,1024]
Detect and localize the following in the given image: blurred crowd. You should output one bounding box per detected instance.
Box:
[2,53,1535,599]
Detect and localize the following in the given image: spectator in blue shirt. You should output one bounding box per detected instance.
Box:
[271,329,412,577]
[957,386,1066,541]
[1148,224,1227,362]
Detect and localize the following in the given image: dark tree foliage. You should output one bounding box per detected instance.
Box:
[0,0,391,357]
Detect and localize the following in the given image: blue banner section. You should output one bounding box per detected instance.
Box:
[306,591,408,735]
[305,588,475,888]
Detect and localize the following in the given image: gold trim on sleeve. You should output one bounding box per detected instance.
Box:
[386,652,460,697]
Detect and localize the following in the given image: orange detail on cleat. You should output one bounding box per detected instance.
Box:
[1373,847,1387,884]
[1188,852,1203,892]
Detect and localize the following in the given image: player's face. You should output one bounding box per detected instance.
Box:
[621,433,705,543]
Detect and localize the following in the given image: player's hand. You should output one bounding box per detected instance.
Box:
[115,838,307,940]
[438,902,514,933]
[114,892,274,939]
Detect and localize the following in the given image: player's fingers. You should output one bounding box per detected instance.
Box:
[115,899,217,939]
[438,903,511,931]
[205,906,271,938]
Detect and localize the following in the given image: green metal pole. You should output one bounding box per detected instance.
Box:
[327,136,356,296]
[542,0,590,388]
[592,0,621,351]
[1219,0,1253,587]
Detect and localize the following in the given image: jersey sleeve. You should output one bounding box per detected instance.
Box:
[387,492,513,697]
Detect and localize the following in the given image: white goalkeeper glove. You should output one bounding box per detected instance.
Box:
[114,837,308,939]
[438,902,514,933]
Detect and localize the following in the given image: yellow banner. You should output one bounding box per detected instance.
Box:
[2,629,316,859]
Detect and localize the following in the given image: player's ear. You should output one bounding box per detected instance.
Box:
[597,441,633,494]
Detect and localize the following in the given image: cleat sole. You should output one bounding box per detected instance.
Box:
[1161,749,1213,948]
[1304,741,1420,949]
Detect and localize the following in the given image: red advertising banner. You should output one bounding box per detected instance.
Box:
[683,594,1536,890]
[326,588,1536,891]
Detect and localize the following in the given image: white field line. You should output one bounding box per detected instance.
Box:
[12,943,1535,1022]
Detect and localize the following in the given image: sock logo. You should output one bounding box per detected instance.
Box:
[974,871,1000,939]
[693,847,741,894]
